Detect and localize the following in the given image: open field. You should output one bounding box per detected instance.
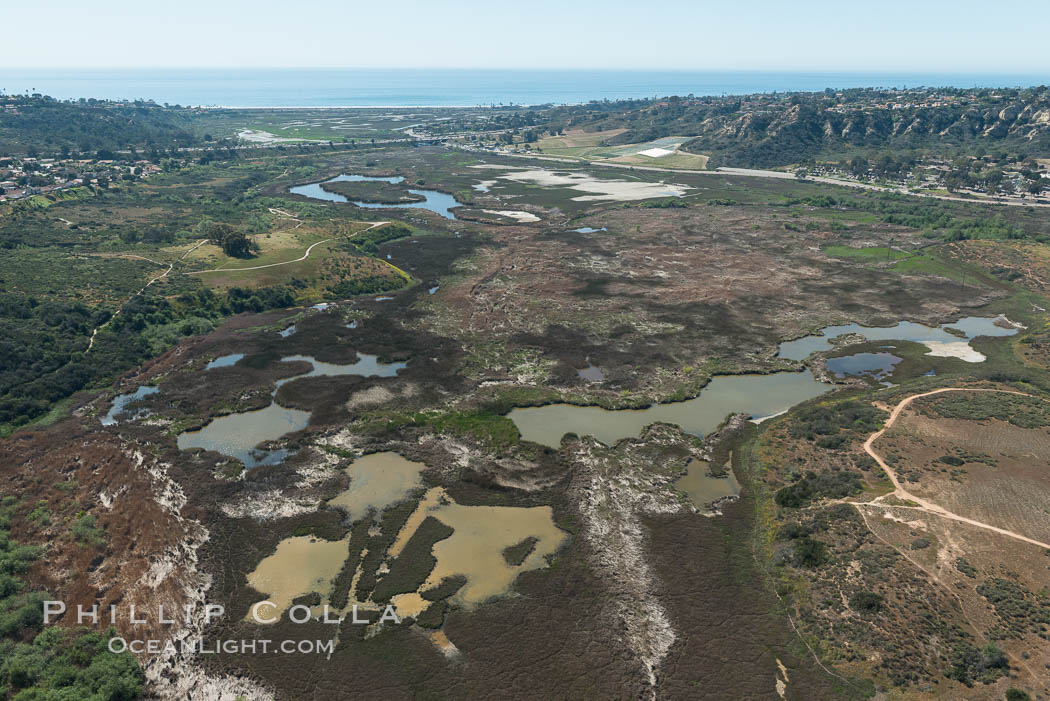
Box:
[879,392,1050,544]
[199,108,451,142]
[183,221,411,296]
[535,129,711,169]
[534,127,628,156]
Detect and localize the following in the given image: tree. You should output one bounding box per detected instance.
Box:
[197,220,234,244]
[219,230,254,258]
[848,156,869,176]
[197,221,255,259]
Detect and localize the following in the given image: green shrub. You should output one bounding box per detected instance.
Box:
[789,401,882,441]
[793,536,829,568]
[956,558,978,578]
[849,591,884,614]
[0,496,142,698]
[71,514,106,547]
[775,470,862,508]
[946,642,1008,686]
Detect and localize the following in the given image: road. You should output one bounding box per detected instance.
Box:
[487,149,1050,209]
[859,387,1050,551]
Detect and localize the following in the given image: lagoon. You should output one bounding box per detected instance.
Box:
[509,370,832,448]
[778,316,1018,362]
[101,386,159,426]
[177,353,407,467]
[290,174,463,220]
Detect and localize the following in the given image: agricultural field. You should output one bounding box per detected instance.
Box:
[535,128,711,169]
[193,106,521,145]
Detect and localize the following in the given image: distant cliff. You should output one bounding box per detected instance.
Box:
[548,87,1050,168]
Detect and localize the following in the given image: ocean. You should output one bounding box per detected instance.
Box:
[1,69,1045,108]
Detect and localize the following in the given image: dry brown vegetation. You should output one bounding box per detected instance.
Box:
[760,388,1050,699]
[9,145,1050,700]
[427,204,997,401]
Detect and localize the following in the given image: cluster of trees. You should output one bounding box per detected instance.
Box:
[0,294,104,426]
[0,284,298,428]
[349,222,413,255]
[196,220,257,258]
[0,95,202,157]
[839,153,917,178]
[0,496,144,698]
[775,470,862,508]
[776,523,830,567]
[328,275,406,298]
[787,400,882,441]
[946,641,1008,686]
[487,111,543,130]
[941,156,1046,195]
[788,191,1029,241]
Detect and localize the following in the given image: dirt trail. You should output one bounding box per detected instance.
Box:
[861,387,1050,551]
[86,239,208,351]
[188,221,388,274]
[267,207,303,230]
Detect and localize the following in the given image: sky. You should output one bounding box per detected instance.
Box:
[7,0,1050,73]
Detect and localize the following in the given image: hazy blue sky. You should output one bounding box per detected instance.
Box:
[9,0,1050,72]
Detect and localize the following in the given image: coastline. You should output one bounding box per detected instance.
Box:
[197,104,552,110]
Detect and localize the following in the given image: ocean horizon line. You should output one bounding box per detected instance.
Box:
[6,66,1050,75]
[4,68,1047,109]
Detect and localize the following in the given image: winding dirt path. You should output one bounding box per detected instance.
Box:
[86,239,208,351]
[267,207,303,230]
[188,221,387,274]
[860,387,1050,551]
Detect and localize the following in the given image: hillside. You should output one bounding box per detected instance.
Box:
[544,87,1050,168]
[0,95,205,156]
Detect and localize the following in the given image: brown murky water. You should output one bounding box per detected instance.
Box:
[388,487,446,558]
[245,535,350,622]
[388,487,567,609]
[674,459,741,511]
[247,479,568,625]
[426,496,566,607]
[328,452,426,522]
